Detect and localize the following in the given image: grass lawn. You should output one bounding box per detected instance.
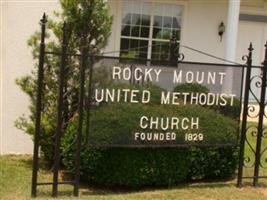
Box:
[0,155,267,200]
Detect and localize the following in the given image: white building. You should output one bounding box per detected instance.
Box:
[1,0,267,154]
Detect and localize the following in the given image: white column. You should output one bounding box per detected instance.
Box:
[223,0,240,94]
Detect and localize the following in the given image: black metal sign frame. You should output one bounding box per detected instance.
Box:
[85,56,244,148]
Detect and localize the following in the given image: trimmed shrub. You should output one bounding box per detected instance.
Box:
[86,103,237,146]
[188,147,238,180]
[62,145,190,188]
[61,101,238,188]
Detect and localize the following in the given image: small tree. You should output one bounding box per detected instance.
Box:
[15,0,112,162]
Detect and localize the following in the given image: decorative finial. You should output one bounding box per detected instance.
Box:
[248,42,254,52]
[40,13,47,24]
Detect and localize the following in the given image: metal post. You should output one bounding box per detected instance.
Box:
[170,36,178,64]
[52,22,68,197]
[237,43,253,187]
[253,41,267,186]
[31,13,47,197]
[73,37,87,197]
[85,56,94,144]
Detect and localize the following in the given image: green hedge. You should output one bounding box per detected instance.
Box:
[62,133,238,188]
[61,102,238,188]
[188,147,238,180]
[62,146,190,188]
[86,103,237,146]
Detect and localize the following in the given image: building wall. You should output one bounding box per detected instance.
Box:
[1,0,267,154]
[106,0,267,64]
[105,0,229,63]
[1,1,60,154]
[181,0,228,63]
[238,0,267,65]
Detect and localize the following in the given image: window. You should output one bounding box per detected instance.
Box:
[120,1,183,61]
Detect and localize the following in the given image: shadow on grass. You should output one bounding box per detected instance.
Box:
[27,175,236,197]
[79,179,237,196]
[59,171,265,196]
[240,180,267,188]
[32,179,267,198]
[37,190,74,198]
[79,174,267,196]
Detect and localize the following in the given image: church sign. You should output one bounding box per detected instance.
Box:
[87,58,243,147]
